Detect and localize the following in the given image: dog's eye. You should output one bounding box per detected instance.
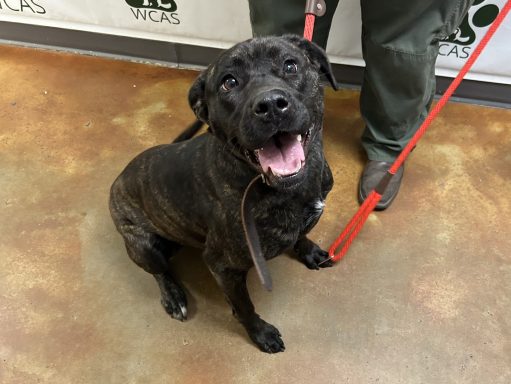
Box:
[283,60,298,74]
[221,76,239,92]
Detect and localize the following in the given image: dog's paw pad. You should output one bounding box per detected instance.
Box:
[250,321,285,353]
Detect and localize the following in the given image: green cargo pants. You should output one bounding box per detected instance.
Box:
[248,0,473,162]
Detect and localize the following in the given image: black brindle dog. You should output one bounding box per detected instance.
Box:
[109,35,337,353]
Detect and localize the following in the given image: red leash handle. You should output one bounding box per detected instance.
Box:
[328,0,511,262]
[304,14,316,41]
[304,0,326,41]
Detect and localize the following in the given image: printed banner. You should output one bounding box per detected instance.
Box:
[0,0,509,84]
[0,0,252,48]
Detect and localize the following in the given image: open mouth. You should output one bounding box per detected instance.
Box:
[244,128,312,178]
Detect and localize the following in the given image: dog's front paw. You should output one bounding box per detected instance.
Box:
[248,319,285,353]
[294,237,334,270]
[300,244,333,270]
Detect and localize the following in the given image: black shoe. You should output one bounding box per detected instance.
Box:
[358,161,404,211]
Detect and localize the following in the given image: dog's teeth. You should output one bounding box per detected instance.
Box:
[297,135,302,142]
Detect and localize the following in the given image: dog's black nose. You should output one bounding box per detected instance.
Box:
[253,91,290,119]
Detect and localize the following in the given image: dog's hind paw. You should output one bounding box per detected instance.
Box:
[161,296,188,321]
[248,319,285,353]
[159,281,188,321]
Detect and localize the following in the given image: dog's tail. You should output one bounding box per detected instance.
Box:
[172,120,204,143]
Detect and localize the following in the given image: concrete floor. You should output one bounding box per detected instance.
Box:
[1,44,510,384]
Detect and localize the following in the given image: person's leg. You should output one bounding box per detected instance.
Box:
[248,0,340,49]
[358,0,474,209]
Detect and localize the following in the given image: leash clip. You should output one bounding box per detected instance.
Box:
[305,0,326,17]
[375,171,394,195]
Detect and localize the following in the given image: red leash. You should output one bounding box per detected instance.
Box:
[303,0,511,262]
[304,0,326,41]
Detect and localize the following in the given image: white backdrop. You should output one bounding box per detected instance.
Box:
[1,0,509,84]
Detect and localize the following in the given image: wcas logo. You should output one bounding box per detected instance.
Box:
[125,0,180,24]
[439,0,500,59]
[445,0,500,46]
[125,0,177,12]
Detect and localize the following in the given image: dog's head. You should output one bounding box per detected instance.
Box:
[189,35,337,188]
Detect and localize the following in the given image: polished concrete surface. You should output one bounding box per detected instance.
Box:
[1,45,510,383]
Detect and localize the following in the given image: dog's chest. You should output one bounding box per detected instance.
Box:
[255,196,325,257]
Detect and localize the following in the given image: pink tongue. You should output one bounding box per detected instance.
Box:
[257,133,305,176]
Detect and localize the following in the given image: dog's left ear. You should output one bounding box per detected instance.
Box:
[188,71,209,122]
[283,34,338,90]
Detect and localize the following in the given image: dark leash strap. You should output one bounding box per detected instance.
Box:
[241,174,273,291]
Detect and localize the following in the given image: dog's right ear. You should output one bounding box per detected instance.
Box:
[188,71,209,123]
